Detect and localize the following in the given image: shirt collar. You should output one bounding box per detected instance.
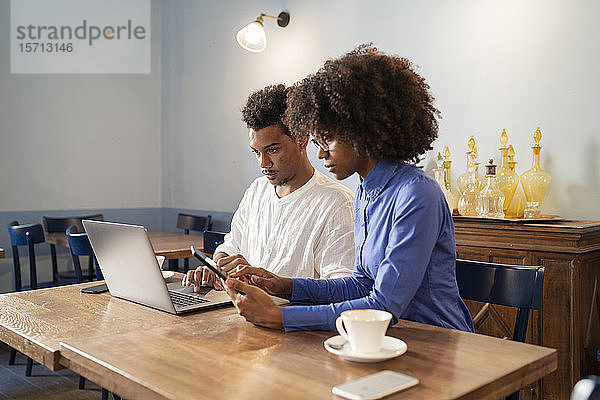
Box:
[360,159,403,198]
[272,168,317,203]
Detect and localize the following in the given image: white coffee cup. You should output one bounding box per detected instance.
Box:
[335,309,392,354]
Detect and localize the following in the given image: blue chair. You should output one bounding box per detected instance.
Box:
[456,259,545,400]
[42,214,103,281]
[203,230,226,256]
[66,225,101,282]
[8,221,48,292]
[571,376,600,400]
[7,221,49,375]
[177,213,212,270]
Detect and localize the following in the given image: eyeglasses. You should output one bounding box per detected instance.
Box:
[310,137,329,153]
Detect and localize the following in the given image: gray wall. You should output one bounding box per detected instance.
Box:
[0,0,163,212]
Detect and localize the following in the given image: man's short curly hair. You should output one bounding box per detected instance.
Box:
[284,44,440,162]
[241,84,296,139]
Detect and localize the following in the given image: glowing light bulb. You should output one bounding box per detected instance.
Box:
[236,21,266,52]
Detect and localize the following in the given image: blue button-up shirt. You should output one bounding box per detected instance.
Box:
[281,160,474,332]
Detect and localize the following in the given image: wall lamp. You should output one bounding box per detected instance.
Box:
[236,11,290,53]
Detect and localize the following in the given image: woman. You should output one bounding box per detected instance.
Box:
[224,44,474,333]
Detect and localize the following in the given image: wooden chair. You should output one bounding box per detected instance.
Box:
[203,230,226,256]
[456,259,545,400]
[177,213,212,270]
[6,221,52,376]
[42,214,103,281]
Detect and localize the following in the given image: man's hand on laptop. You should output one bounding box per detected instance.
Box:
[182,267,205,292]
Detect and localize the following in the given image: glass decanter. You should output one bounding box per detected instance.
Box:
[433,152,445,188]
[478,159,505,218]
[505,145,526,218]
[457,148,482,217]
[495,129,518,214]
[441,146,460,214]
[521,127,551,218]
[457,136,484,193]
[433,152,452,212]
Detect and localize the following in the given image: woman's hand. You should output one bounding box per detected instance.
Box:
[228,266,292,297]
[225,278,283,330]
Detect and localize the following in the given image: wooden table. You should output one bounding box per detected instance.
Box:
[454,218,600,399]
[0,248,4,258]
[45,230,203,270]
[0,280,557,400]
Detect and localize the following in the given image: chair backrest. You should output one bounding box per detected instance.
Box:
[66,225,94,256]
[8,221,45,246]
[203,231,226,255]
[456,259,544,342]
[66,225,100,282]
[7,221,46,291]
[571,376,600,400]
[177,213,212,235]
[42,214,104,233]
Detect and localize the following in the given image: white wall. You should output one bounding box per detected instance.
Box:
[163,0,600,219]
[0,0,162,212]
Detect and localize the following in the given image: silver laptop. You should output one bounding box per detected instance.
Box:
[82,220,232,314]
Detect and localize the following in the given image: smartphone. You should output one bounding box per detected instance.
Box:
[191,246,246,295]
[80,283,108,294]
[332,370,419,400]
[190,246,228,281]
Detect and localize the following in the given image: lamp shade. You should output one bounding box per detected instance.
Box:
[236,20,266,52]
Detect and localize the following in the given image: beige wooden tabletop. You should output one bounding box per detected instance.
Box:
[45,230,204,259]
[0,279,556,400]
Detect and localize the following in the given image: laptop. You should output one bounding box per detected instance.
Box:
[82,220,232,314]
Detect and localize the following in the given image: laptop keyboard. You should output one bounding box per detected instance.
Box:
[169,290,208,307]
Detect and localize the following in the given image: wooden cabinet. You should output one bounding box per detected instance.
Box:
[454,218,600,400]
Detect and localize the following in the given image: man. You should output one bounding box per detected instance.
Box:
[223,45,474,333]
[183,84,355,290]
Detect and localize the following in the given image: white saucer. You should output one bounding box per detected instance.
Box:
[162,270,175,279]
[324,335,407,363]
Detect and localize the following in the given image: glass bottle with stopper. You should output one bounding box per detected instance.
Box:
[457,136,484,193]
[457,146,482,217]
[521,127,551,218]
[505,145,526,218]
[433,152,453,214]
[433,152,445,187]
[496,129,518,214]
[478,158,505,218]
[441,146,460,214]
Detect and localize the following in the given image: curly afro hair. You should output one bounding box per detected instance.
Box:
[284,44,440,163]
[241,84,296,138]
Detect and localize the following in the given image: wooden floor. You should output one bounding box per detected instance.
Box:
[0,341,103,399]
